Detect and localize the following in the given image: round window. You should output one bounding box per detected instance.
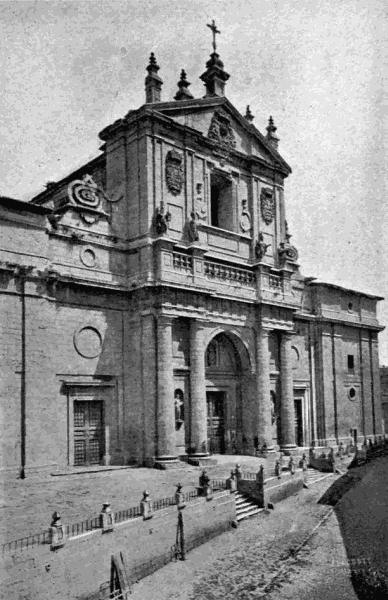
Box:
[348,387,357,401]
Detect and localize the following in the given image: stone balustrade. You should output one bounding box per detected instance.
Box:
[172,251,193,272]
[204,260,255,285]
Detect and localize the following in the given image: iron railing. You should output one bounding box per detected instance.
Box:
[1,486,207,554]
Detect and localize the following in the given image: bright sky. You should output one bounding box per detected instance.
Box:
[1,0,387,362]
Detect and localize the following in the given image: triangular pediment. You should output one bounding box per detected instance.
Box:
[151,97,291,174]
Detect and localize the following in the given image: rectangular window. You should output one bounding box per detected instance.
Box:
[347,354,354,371]
[209,172,233,230]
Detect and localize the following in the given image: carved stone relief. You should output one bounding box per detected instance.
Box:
[208,111,236,150]
[260,188,275,225]
[165,150,184,195]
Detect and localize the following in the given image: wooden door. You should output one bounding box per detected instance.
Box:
[207,392,225,454]
[73,400,104,466]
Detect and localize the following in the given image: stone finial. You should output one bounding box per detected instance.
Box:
[145,52,163,103]
[266,115,280,149]
[175,483,186,509]
[174,69,194,101]
[199,470,212,500]
[245,105,254,122]
[226,470,237,492]
[140,490,153,520]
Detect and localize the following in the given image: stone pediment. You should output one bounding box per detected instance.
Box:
[152,97,291,174]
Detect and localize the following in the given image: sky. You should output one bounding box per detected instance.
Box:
[1,0,387,362]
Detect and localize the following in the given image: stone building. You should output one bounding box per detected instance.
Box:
[0,31,384,476]
[380,366,388,434]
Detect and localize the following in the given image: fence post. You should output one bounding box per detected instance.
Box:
[140,491,153,520]
[100,503,115,533]
[49,512,66,551]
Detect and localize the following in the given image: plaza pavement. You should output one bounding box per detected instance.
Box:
[0,454,273,543]
[126,456,388,600]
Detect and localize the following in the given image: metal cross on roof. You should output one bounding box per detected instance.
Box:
[207,19,221,52]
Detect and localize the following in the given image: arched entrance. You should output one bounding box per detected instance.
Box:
[205,332,252,455]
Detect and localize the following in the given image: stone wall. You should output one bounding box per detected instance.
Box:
[0,492,235,600]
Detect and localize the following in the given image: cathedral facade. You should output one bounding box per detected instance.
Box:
[0,37,384,475]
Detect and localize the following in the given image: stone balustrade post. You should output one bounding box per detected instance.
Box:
[100,502,114,533]
[140,490,153,520]
[156,315,177,462]
[49,512,66,550]
[280,332,296,451]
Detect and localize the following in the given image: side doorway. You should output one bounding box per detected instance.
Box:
[294,397,304,447]
[206,391,226,454]
[73,400,105,466]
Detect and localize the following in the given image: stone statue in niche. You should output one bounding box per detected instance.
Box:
[188,212,199,243]
[260,188,275,225]
[174,389,184,429]
[239,199,251,233]
[255,233,270,261]
[195,183,207,221]
[278,221,299,264]
[165,149,184,195]
[155,202,171,235]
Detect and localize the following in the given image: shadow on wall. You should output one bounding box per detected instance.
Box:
[318,458,388,600]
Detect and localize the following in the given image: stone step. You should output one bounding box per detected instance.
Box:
[235,492,263,522]
[236,506,263,522]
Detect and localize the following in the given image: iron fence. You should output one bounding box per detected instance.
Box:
[1,485,210,555]
[1,530,50,554]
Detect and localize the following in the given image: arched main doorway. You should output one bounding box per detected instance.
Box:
[205,332,252,455]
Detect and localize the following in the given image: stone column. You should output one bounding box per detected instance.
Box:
[280,332,296,450]
[189,320,208,456]
[255,328,274,450]
[156,316,177,461]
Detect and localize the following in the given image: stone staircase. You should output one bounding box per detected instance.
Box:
[303,467,332,487]
[235,491,263,522]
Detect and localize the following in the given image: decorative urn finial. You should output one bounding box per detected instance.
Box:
[174,69,194,100]
[266,115,280,149]
[145,52,163,103]
[245,105,254,122]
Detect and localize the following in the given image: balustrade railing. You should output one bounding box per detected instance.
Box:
[204,261,255,286]
[268,274,283,291]
[172,252,193,272]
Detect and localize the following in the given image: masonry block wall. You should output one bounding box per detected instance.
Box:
[0,493,235,600]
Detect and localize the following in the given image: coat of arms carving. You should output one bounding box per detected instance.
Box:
[208,111,236,150]
[260,188,275,225]
[165,150,184,195]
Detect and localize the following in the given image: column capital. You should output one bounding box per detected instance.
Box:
[280,329,296,340]
[157,312,174,325]
[255,326,271,337]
